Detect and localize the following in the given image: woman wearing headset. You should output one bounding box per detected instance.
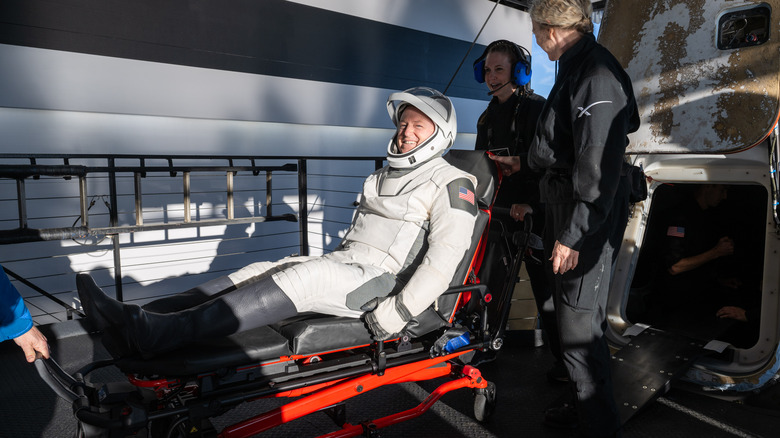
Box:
[473,40,564,381]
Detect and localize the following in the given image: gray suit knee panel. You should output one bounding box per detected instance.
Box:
[345,273,398,311]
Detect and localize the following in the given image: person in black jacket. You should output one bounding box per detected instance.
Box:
[493,1,639,436]
[472,39,564,381]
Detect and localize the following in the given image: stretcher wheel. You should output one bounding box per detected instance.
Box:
[149,415,207,438]
[473,381,497,422]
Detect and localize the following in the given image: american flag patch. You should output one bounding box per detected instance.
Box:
[459,186,475,205]
[667,226,685,238]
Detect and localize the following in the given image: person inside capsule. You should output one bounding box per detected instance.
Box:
[653,184,761,347]
[77,87,480,358]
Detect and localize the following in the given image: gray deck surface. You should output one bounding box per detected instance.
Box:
[1,323,778,438]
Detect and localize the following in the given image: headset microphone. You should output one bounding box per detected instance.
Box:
[487,82,511,96]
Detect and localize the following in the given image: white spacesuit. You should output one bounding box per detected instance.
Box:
[229,87,478,335]
[77,87,480,356]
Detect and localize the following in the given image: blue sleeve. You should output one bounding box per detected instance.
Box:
[0,266,33,342]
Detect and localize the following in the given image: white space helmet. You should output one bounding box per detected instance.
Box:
[386,87,457,169]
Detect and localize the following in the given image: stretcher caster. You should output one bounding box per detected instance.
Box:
[148,416,216,438]
[473,381,496,422]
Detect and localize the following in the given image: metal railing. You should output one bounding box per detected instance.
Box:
[0,153,385,319]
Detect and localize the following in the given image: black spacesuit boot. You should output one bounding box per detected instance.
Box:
[77,274,298,357]
[141,275,237,313]
[77,273,125,332]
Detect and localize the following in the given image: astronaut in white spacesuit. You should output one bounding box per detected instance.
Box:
[78,87,480,357]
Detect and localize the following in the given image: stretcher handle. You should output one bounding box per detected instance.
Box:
[34,356,131,430]
[491,210,535,346]
[491,206,531,223]
[491,207,534,236]
[441,283,489,299]
[74,408,129,429]
[34,356,79,403]
[442,283,491,335]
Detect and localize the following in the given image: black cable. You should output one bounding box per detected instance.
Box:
[70,196,108,246]
[443,0,502,95]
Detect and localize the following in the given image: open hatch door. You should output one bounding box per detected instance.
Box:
[597,0,780,422]
[599,0,780,154]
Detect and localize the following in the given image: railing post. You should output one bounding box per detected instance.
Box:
[298,158,309,256]
[16,179,27,229]
[134,172,143,226]
[108,158,123,302]
[227,170,235,220]
[266,171,273,217]
[183,171,191,223]
[79,175,89,228]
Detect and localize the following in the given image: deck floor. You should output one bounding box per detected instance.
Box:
[1,323,778,438]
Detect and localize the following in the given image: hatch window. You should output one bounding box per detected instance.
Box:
[718,4,771,50]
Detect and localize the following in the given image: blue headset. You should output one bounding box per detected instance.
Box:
[473,40,532,86]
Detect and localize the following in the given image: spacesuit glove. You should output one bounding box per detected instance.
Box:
[361,294,414,341]
[363,310,397,341]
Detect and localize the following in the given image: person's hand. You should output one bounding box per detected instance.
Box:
[361,297,397,341]
[510,203,533,222]
[363,311,398,341]
[712,236,734,258]
[550,240,579,274]
[489,155,522,176]
[13,326,50,363]
[717,306,747,322]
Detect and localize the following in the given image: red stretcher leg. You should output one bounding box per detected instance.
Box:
[218,352,480,438]
[318,365,488,438]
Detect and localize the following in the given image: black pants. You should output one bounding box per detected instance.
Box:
[544,198,628,437]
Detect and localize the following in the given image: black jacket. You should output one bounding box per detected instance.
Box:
[475,89,546,232]
[528,33,640,250]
